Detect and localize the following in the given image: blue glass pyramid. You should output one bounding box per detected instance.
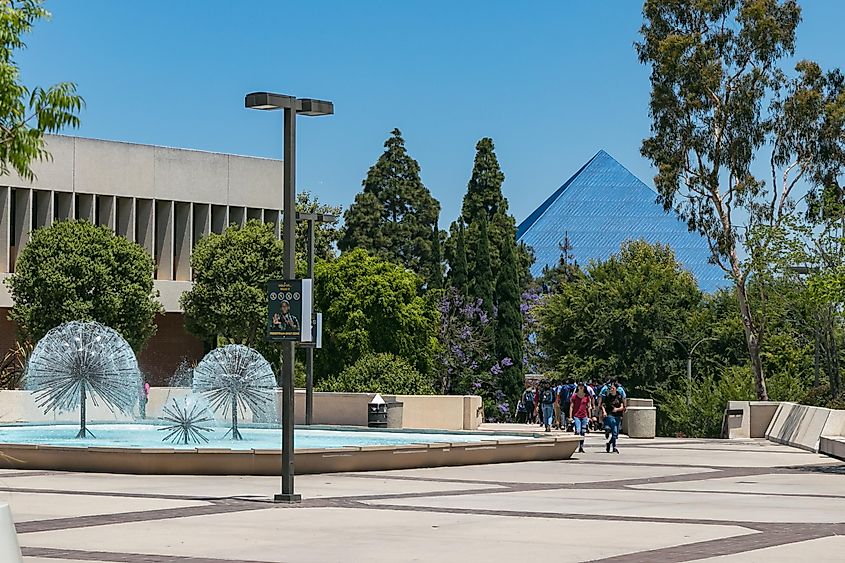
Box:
[517,150,727,292]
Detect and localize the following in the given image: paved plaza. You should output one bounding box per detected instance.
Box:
[4,431,844,563]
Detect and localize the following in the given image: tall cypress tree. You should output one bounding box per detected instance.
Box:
[446,137,533,290]
[428,226,444,290]
[339,129,441,285]
[495,233,524,402]
[448,221,469,295]
[471,214,494,317]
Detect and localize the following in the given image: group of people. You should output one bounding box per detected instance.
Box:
[517,379,627,454]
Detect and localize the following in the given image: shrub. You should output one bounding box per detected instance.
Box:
[657,365,755,438]
[317,353,435,395]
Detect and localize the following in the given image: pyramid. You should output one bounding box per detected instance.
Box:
[517,150,727,292]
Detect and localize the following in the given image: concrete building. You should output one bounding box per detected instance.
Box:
[0,134,285,383]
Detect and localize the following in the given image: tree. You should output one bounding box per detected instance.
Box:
[428,225,444,290]
[295,191,341,262]
[446,137,533,289]
[470,214,494,316]
[1,0,83,180]
[637,0,845,399]
[494,233,524,402]
[447,221,469,294]
[339,129,442,286]
[6,220,160,351]
[538,241,702,395]
[313,249,439,380]
[317,353,434,395]
[181,220,284,348]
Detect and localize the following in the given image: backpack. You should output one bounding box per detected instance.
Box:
[541,388,555,404]
[523,390,534,404]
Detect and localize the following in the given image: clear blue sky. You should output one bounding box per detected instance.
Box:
[18,1,845,227]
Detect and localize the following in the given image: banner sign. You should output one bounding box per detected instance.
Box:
[267,279,312,342]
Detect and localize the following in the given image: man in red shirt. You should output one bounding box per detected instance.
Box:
[569,383,591,453]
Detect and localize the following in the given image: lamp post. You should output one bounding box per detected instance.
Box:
[245,92,333,503]
[661,335,716,406]
[295,211,337,425]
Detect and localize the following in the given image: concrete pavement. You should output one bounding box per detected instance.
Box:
[3,431,843,562]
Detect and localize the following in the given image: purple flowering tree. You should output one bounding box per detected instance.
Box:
[435,288,515,421]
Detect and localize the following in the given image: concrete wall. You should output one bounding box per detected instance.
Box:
[0,135,286,312]
[724,401,780,439]
[0,389,484,431]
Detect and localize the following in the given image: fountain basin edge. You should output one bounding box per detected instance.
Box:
[0,434,581,475]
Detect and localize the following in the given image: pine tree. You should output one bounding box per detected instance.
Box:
[495,233,524,402]
[448,220,469,295]
[471,214,494,317]
[339,129,441,285]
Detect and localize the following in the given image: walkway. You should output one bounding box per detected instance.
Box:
[5,433,844,562]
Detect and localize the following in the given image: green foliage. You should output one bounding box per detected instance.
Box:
[339,129,442,287]
[657,366,755,438]
[495,234,523,401]
[445,137,532,292]
[538,240,702,395]
[314,249,438,381]
[181,220,284,348]
[7,220,160,351]
[447,222,468,294]
[803,384,845,410]
[470,214,494,316]
[637,0,845,401]
[295,191,341,262]
[0,1,83,180]
[317,352,434,395]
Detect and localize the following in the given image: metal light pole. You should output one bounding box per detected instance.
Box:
[245,92,333,503]
[295,211,337,425]
[661,335,716,405]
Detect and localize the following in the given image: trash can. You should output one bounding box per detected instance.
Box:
[386,401,404,428]
[368,394,388,428]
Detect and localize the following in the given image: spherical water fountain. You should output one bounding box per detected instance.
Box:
[24,321,140,438]
[192,344,276,440]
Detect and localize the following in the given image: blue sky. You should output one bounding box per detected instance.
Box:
[18,1,845,227]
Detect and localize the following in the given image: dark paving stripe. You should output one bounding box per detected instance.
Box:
[589,523,845,563]
[22,546,277,563]
[0,485,226,502]
[16,499,264,534]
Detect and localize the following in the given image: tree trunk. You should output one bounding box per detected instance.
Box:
[735,280,769,400]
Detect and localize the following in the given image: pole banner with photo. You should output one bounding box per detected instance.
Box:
[266,279,303,342]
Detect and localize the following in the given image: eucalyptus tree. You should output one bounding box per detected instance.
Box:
[637,0,845,399]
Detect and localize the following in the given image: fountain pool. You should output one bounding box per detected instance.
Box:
[0,422,580,475]
[0,422,529,450]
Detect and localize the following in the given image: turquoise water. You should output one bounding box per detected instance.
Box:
[0,423,528,450]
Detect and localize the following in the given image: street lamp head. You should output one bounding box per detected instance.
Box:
[245,92,296,111]
[297,98,334,117]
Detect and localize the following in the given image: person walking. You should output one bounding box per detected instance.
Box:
[601,382,625,453]
[522,386,536,425]
[539,381,556,432]
[569,383,591,453]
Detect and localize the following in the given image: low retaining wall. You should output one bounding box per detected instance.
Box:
[0,389,484,431]
[0,435,581,475]
[725,401,845,459]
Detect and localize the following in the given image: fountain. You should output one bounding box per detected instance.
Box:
[24,321,140,438]
[158,395,215,444]
[192,344,276,440]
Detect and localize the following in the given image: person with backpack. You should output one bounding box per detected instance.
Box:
[601,382,625,453]
[539,381,556,432]
[521,386,536,425]
[569,382,591,453]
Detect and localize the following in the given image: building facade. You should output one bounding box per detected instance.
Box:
[0,134,285,383]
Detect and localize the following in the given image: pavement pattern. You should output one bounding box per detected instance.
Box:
[3,431,844,563]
